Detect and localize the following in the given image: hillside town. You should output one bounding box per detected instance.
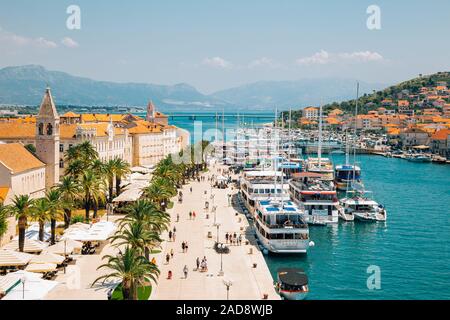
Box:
[296,80,450,159]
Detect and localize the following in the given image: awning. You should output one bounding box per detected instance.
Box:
[0,274,21,295]
[293,172,323,179]
[2,270,58,300]
[2,239,48,253]
[62,221,117,242]
[0,250,34,267]
[25,263,57,273]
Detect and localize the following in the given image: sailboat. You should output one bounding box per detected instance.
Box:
[306,104,334,182]
[335,84,362,191]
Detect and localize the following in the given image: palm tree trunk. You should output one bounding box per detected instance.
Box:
[122,281,131,300]
[116,177,122,196]
[85,197,91,222]
[93,201,98,219]
[64,208,71,229]
[50,218,56,245]
[39,221,44,242]
[144,247,150,261]
[108,176,114,202]
[18,216,27,252]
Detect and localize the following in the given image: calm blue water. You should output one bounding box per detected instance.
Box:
[167,113,450,300]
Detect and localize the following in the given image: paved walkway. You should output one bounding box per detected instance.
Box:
[152,164,279,300]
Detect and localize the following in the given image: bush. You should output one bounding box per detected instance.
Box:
[70,215,85,224]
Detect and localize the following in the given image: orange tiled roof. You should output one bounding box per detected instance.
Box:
[0,143,45,173]
[0,186,10,202]
[62,111,80,117]
[431,129,450,140]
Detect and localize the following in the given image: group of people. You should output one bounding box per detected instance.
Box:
[188,211,197,220]
[181,241,189,253]
[196,256,208,273]
[225,232,243,246]
[168,227,177,242]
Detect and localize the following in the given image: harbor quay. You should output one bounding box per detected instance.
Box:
[152,163,279,300]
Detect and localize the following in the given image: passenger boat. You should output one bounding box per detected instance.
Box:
[289,172,340,224]
[275,268,309,300]
[334,164,361,191]
[406,154,432,162]
[253,200,312,253]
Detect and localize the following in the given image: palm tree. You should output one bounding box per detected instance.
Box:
[110,221,162,260]
[104,159,117,202]
[57,176,81,228]
[46,189,63,245]
[119,200,170,235]
[78,141,99,165]
[91,159,107,218]
[112,158,130,197]
[31,198,50,242]
[80,170,105,222]
[65,159,84,179]
[93,246,159,300]
[6,195,34,252]
[144,177,176,211]
[0,203,9,246]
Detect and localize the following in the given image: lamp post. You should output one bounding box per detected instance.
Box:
[21,276,26,300]
[223,279,233,300]
[217,243,224,276]
[215,223,221,243]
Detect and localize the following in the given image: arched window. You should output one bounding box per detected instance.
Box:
[46,123,53,135]
[38,123,44,135]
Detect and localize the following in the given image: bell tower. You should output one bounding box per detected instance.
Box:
[146,101,156,122]
[36,87,60,189]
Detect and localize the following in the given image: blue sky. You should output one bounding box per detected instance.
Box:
[0,0,449,93]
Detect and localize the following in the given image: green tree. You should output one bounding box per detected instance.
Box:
[46,189,64,245]
[7,195,34,252]
[112,158,130,197]
[93,246,160,300]
[57,176,82,228]
[31,198,51,242]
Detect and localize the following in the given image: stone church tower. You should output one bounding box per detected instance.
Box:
[146,101,156,122]
[36,87,60,189]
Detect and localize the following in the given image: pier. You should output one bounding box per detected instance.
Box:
[167,113,275,121]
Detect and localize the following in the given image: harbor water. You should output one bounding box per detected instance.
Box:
[167,112,450,300]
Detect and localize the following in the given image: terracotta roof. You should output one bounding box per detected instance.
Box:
[62,111,80,117]
[0,186,10,203]
[431,129,450,141]
[0,143,45,173]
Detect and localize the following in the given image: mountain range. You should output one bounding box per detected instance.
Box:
[0,65,386,111]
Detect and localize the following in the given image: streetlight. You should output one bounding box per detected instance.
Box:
[217,243,225,276]
[223,279,233,300]
[214,223,221,243]
[21,276,26,300]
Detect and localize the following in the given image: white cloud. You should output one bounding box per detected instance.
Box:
[61,37,79,48]
[295,50,331,66]
[202,57,232,69]
[296,50,384,66]
[0,27,57,49]
[248,57,280,69]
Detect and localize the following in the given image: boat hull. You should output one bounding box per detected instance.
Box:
[279,289,308,300]
[255,229,310,254]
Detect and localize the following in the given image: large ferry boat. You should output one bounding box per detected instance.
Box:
[334,164,361,191]
[288,172,339,224]
[253,199,312,253]
[240,169,290,214]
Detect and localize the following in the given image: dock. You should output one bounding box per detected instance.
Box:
[152,164,280,300]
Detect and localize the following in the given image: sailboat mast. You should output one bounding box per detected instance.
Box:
[353,83,359,181]
[318,103,323,166]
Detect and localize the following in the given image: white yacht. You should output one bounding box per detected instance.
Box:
[340,191,387,222]
[289,172,339,224]
[253,199,312,253]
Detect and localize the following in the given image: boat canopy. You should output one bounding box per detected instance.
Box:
[278,268,308,286]
[292,172,323,179]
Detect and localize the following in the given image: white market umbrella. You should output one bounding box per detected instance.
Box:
[25,263,57,273]
[2,270,58,300]
[29,252,65,265]
[2,239,48,253]
[0,250,34,267]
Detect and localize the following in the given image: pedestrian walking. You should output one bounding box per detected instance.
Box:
[225,233,229,243]
[193,211,196,220]
[173,226,177,233]
[190,186,192,193]
[238,234,242,245]
[196,257,200,270]
[181,241,185,253]
[189,211,192,220]
[166,253,170,264]
[173,232,176,242]
[168,270,172,279]
[168,230,173,241]
[185,242,189,252]
[176,213,180,222]
[183,265,189,279]
[170,248,174,259]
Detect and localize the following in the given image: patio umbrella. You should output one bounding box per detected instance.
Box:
[25,263,57,273]
[2,270,58,300]
[2,239,48,253]
[0,250,34,267]
[29,253,65,265]
[0,274,21,295]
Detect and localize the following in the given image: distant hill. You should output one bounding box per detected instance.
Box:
[323,72,450,114]
[0,65,386,111]
[0,65,227,111]
[210,79,386,110]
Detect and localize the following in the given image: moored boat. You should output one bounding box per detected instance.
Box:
[275,268,309,300]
